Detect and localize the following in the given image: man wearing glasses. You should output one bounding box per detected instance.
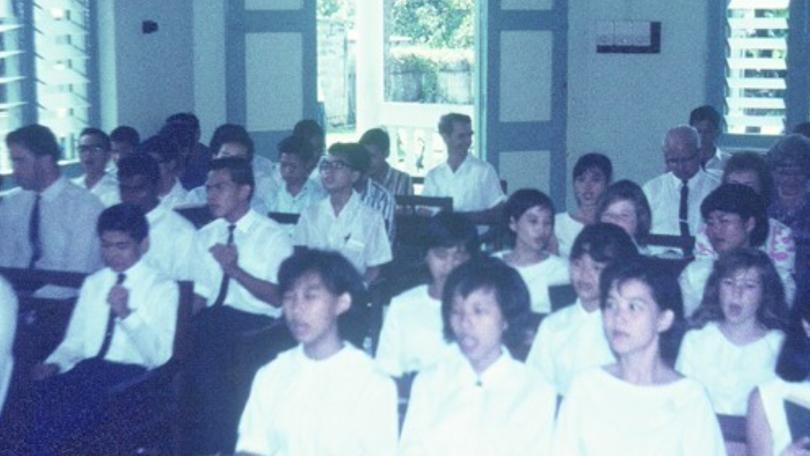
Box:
[71,128,120,207]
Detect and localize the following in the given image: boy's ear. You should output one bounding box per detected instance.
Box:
[335,292,351,316]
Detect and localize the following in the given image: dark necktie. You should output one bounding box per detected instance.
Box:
[28,193,42,269]
[96,272,126,360]
[212,224,236,307]
[679,180,690,237]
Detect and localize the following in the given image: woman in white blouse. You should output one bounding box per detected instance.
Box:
[400,257,557,456]
[554,153,612,257]
[494,189,569,314]
[747,299,810,455]
[553,257,725,455]
[677,248,789,416]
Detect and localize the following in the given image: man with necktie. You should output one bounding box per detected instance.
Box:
[29,203,178,453]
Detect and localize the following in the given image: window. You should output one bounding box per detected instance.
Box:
[0,0,95,174]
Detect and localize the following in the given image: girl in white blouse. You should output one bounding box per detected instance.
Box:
[400,257,557,456]
[494,189,569,314]
[596,179,654,255]
[677,248,789,416]
[747,299,810,455]
[553,257,725,455]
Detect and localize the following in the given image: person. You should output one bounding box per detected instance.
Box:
[117,153,195,280]
[186,157,294,454]
[109,125,140,163]
[690,105,731,177]
[0,277,16,416]
[552,257,725,455]
[494,189,569,314]
[747,299,810,455]
[399,257,557,455]
[29,203,178,453]
[422,113,506,223]
[679,184,795,317]
[209,123,277,184]
[349,142,397,241]
[266,134,326,215]
[643,125,720,239]
[677,248,788,417]
[138,133,188,209]
[0,124,104,298]
[235,249,398,456]
[596,179,653,253]
[292,119,326,180]
[294,143,392,283]
[166,112,212,190]
[792,121,810,139]
[359,127,413,196]
[71,127,120,207]
[554,153,612,257]
[375,211,479,378]
[526,223,638,395]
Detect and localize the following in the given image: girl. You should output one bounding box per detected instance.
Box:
[553,256,725,455]
[677,248,789,416]
[596,179,653,254]
[554,153,612,257]
[495,189,569,314]
[400,257,557,455]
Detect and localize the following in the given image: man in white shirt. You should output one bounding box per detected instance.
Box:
[109,125,140,164]
[30,204,178,453]
[422,112,506,223]
[690,105,732,178]
[643,125,720,241]
[117,153,195,280]
[267,134,325,215]
[186,157,295,455]
[139,134,188,209]
[71,128,120,207]
[0,124,104,298]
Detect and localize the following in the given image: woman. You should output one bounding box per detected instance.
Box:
[554,153,612,257]
[596,179,653,254]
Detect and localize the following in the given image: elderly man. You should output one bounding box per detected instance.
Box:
[643,125,720,239]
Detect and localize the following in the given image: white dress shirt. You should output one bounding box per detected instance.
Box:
[676,322,783,415]
[267,178,326,215]
[553,367,725,455]
[45,260,178,373]
[643,169,720,236]
[144,204,196,280]
[71,172,120,207]
[374,284,451,377]
[236,343,398,456]
[704,147,733,179]
[756,378,810,455]
[191,209,293,318]
[159,180,189,210]
[400,345,557,456]
[525,299,615,395]
[0,176,103,298]
[293,191,392,275]
[422,154,506,212]
[181,181,272,214]
[554,212,585,258]
[493,251,570,314]
[0,277,17,414]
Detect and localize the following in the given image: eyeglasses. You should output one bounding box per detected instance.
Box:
[319,160,353,172]
[78,145,107,154]
[665,154,699,167]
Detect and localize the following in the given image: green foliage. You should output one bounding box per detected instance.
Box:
[318,0,354,22]
[391,0,474,49]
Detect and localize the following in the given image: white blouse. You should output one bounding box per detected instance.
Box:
[757,377,810,455]
[553,367,725,455]
[676,322,784,415]
[492,251,570,314]
[400,345,557,456]
[554,212,585,258]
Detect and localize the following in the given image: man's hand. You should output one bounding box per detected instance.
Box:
[108,284,132,319]
[31,362,59,381]
[210,243,239,275]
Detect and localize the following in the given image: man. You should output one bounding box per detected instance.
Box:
[71,127,120,207]
[166,112,212,190]
[186,157,294,454]
[30,203,178,453]
[267,134,326,215]
[138,134,188,209]
[643,125,720,239]
[349,142,396,241]
[0,124,103,297]
[109,125,140,163]
[689,105,731,177]
[422,113,506,223]
[359,127,413,196]
[117,153,195,280]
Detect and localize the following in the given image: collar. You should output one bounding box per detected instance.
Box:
[108,258,148,286]
[40,175,68,202]
[146,204,167,225]
[451,343,513,388]
[666,168,709,188]
[445,153,472,174]
[225,208,260,233]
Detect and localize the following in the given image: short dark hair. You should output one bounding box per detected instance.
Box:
[97,203,149,243]
[570,222,639,263]
[689,105,722,130]
[423,211,480,254]
[573,153,613,182]
[79,127,111,151]
[722,151,773,205]
[600,256,684,326]
[278,248,368,341]
[277,134,315,164]
[160,122,196,151]
[210,157,255,196]
[209,124,251,157]
[700,184,768,247]
[6,124,61,160]
[165,112,200,134]
[441,256,531,356]
[596,180,652,240]
[215,130,255,161]
[358,128,391,157]
[438,113,471,135]
[110,126,140,147]
[117,153,161,186]
[503,189,555,248]
[767,134,810,176]
[328,142,370,173]
[292,119,324,141]
[776,298,810,381]
[138,134,180,167]
[692,248,788,331]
